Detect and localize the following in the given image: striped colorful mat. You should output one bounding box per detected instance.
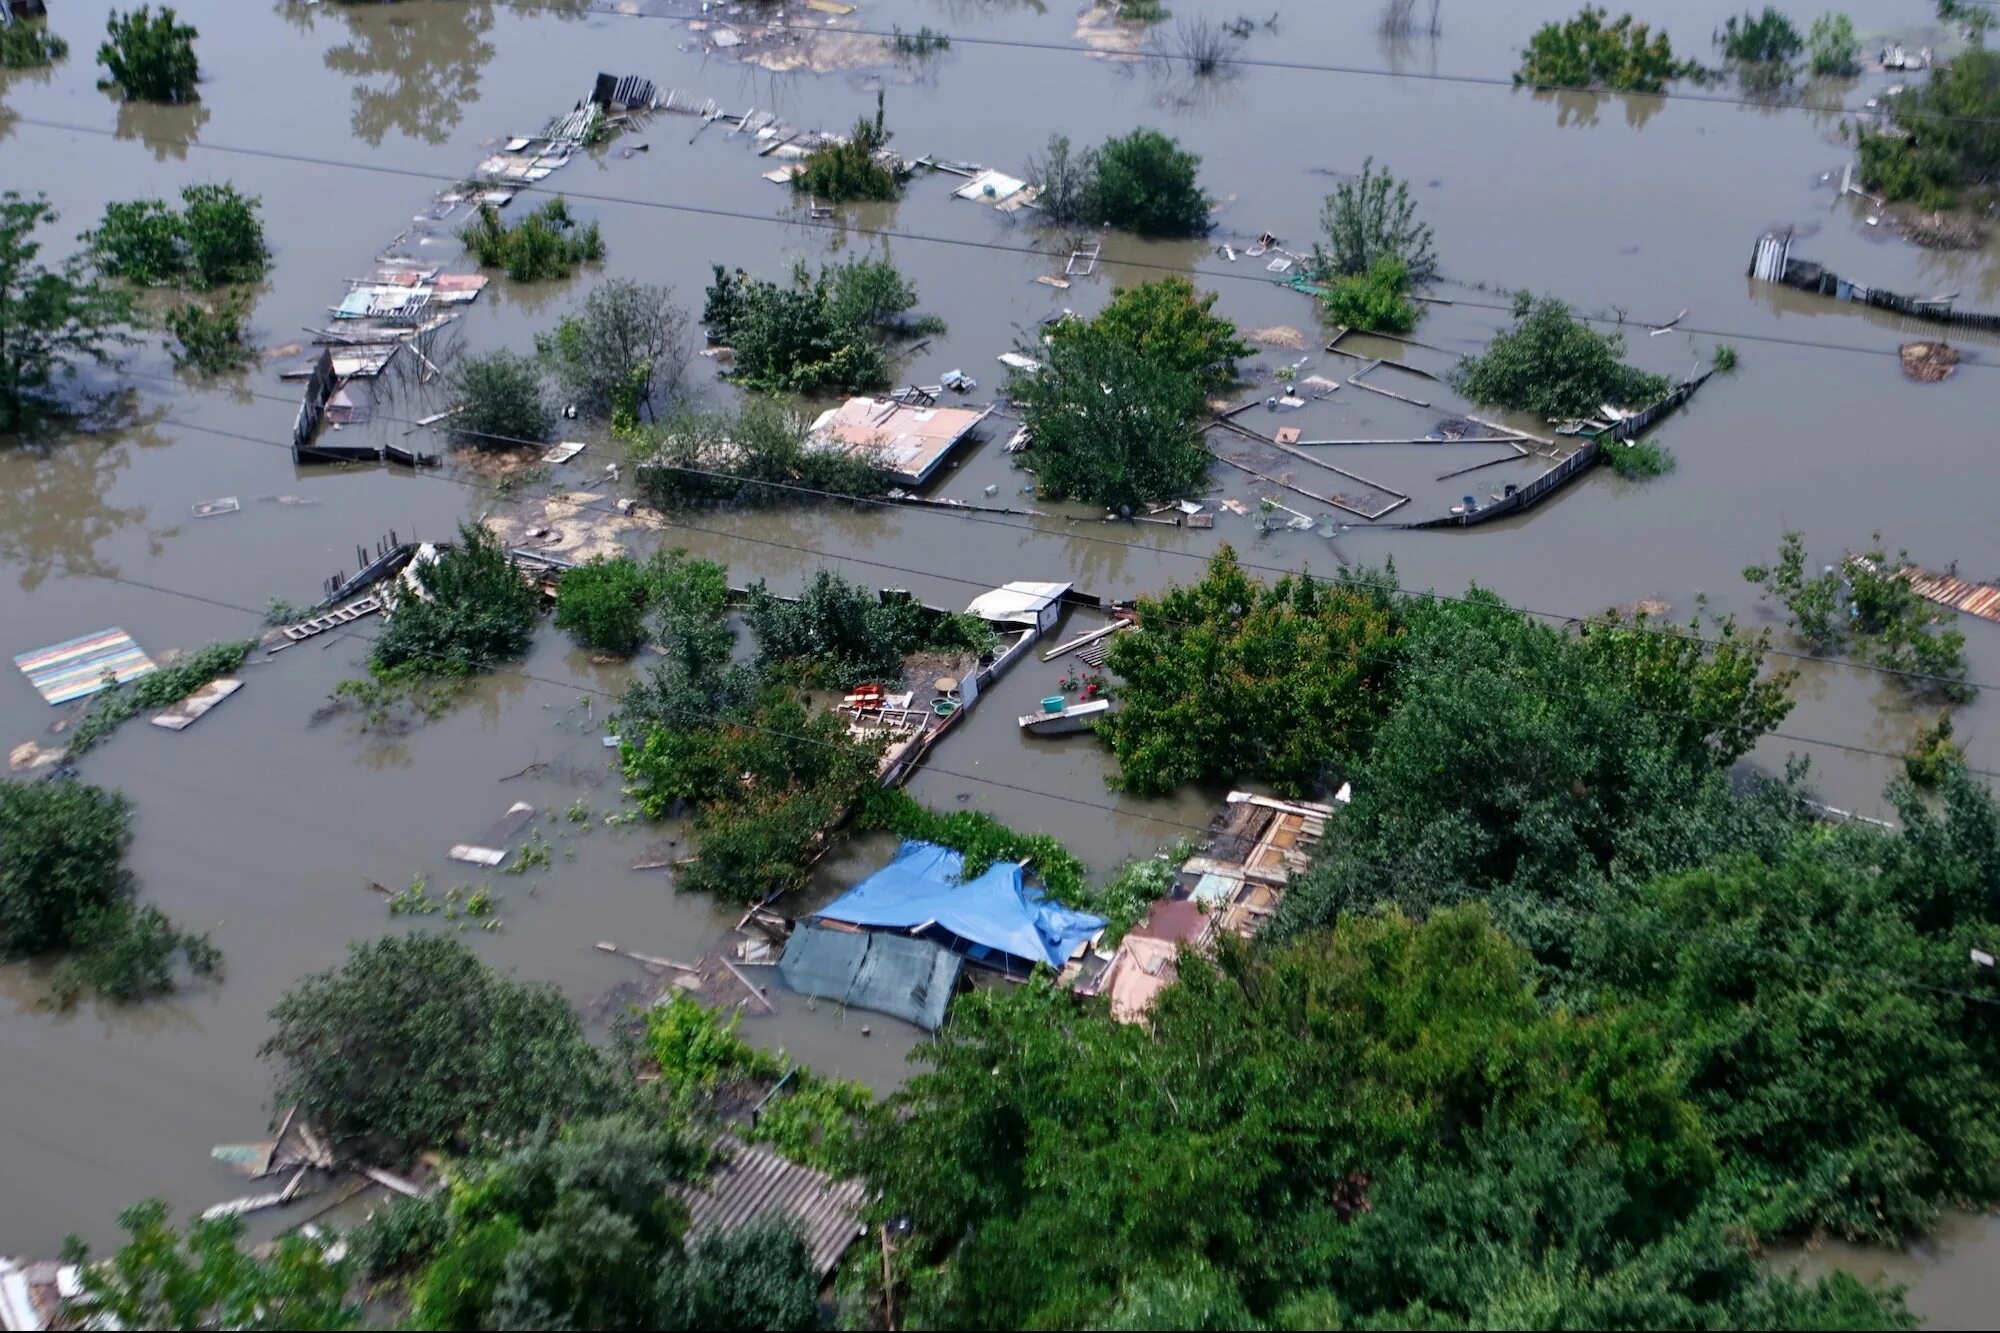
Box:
[13,628,157,705]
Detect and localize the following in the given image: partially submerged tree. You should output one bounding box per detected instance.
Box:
[554,554,651,656]
[1087,128,1212,236]
[1322,256,1421,334]
[1449,292,1670,417]
[370,522,541,679]
[165,294,253,372]
[702,256,941,395]
[1056,276,1250,396]
[260,932,620,1159]
[447,348,552,449]
[1858,47,2000,208]
[89,184,270,289]
[1,16,69,69]
[1024,134,1093,226]
[1,192,133,434]
[97,5,199,103]
[793,92,901,202]
[632,398,891,509]
[459,196,604,281]
[1099,548,1402,796]
[1717,7,1803,88]
[61,1199,358,1331]
[743,568,995,689]
[1807,13,1861,76]
[1313,156,1436,282]
[1516,6,1702,92]
[1006,318,1211,512]
[536,279,690,424]
[1,778,220,1007]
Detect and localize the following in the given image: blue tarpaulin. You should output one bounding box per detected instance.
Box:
[815,841,1105,972]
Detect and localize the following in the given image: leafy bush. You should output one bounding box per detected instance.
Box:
[793,94,900,202]
[1087,128,1211,236]
[1,19,68,69]
[1055,275,1250,395]
[48,903,220,1008]
[166,295,253,372]
[447,348,552,449]
[1313,156,1436,282]
[857,788,1088,904]
[633,398,891,509]
[1450,292,1670,417]
[1322,256,1420,334]
[1743,531,1971,699]
[88,184,269,289]
[66,638,254,756]
[701,256,940,394]
[1099,547,1403,796]
[743,569,994,689]
[1005,318,1211,511]
[535,279,689,423]
[1858,47,2000,207]
[554,555,650,656]
[1807,12,1860,76]
[459,196,603,281]
[1718,7,1803,64]
[260,932,620,1158]
[370,522,541,678]
[97,6,199,103]
[1516,6,1702,92]
[1603,435,1675,478]
[1712,342,1740,373]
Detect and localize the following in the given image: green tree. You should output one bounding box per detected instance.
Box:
[536,278,689,422]
[61,1199,357,1331]
[1516,7,1701,92]
[447,348,552,449]
[1807,12,1860,75]
[1085,128,1211,236]
[633,398,891,508]
[1098,547,1403,796]
[704,256,939,395]
[1313,156,1437,282]
[1321,256,1420,334]
[1449,291,1670,417]
[793,94,901,202]
[0,778,132,956]
[89,185,269,290]
[1718,8,1804,65]
[370,522,541,678]
[1,192,132,433]
[1006,320,1211,511]
[165,294,253,372]
[1,17,69,69]
[1025,133,1092,226]
[260,932,620,1159]
[554,555,650,656]
[97,6,200,103]
[1056,276,1250,395]
[459,196,603,281]
[744,568,994,689]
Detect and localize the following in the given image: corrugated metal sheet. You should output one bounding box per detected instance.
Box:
[677,1137,866,1279]
[13,628,156,705]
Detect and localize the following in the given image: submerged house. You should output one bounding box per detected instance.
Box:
[809,841,1105,981]
[806,397,993,487]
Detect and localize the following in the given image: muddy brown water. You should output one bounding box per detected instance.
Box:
[3,0,1998,1313]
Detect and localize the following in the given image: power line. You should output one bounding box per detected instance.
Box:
[430,0,2000,132]
[12,112,1999,374]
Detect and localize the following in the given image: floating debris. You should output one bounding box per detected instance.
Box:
[14,629,155,706]
[191,496,241,518]
[151,678,243,732]
[1247,325,1307,349]
[1900,340,1960,382]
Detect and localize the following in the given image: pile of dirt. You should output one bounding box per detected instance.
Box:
[1247,325,1308,349]
[1900,340,1960,382]
[1894,210,1989,251]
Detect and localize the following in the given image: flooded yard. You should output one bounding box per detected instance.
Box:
[3,0,1998,1318]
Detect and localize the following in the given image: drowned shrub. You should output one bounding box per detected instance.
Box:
[166,296,253,372]
[1087,129,1211,236]
[1057,275,1251,396]
[97,5,199,103]
[447,349,551,449]
[743,568,996,689]
[1516,6,1702,93]
[1857,47,2000,208]
[633,398,891,509]
[1314,156,1436,282]
[1322,256,1420,334]
[794,94,900,202]
[554,555,650,656]
[1450,292,1670,418]
[701,257,941,395]
[459,196,604,281]
[370,522,541,678]
[89,184,269,290]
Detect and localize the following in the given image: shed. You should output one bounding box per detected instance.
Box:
[675,1137,867,1280]
[816,841,1104,974]
[778,923,962,1031]
[964,581,1070,632]
[806,397,992,486]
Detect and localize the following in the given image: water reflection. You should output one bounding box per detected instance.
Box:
[285,0,499,147]
[1532,87,1665,131]
[0,61,57,148]
[113,98,211,162]
[0,397,174,592]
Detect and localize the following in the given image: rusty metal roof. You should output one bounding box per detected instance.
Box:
[676,1137,867,1279]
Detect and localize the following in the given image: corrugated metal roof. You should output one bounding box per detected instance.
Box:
[676,1137,866,1279]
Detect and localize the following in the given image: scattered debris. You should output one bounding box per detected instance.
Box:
[1900,341,1960,382]
[7,740,66,777]
[150,678,243,732]
[542,440,588,465]
[1901,565,2000,624]
[449,801,537,867]
[1648,308,1687,336]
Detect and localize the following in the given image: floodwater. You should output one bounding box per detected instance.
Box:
[1,0,1996,1314]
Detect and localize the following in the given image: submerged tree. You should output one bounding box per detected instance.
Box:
[1449,292,1670,417]
[1314,156,1437,282]
[1088,128,1212,236]
[369,522,542,678]
[97,6,200,103]
[0,193,132,434]
[1054,275,1251,396]
[447,348,552,450]
[1516,6,1701,92]
[537,278,690,423]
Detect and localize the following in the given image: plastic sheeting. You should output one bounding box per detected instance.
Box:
[778,924,962,1032]
[816,841,1105,971]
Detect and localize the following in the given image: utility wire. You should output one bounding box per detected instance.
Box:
[12,112,2000,374]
